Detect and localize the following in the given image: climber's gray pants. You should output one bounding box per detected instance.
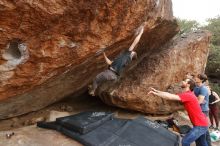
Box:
[93,69,118,91]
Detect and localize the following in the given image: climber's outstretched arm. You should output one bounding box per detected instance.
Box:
[103,52,112,65]
[128,23,145,51]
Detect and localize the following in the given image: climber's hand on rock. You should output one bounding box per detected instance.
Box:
[95,48,106,56]
[135,22,146,36]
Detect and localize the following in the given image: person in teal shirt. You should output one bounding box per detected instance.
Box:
[194,74,211,146]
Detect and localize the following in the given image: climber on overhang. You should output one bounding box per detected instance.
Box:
[88,22,146,96]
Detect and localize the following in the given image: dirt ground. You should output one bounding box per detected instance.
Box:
[0,93,219,146]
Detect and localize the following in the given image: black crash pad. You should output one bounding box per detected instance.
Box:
[56,111,113,134]
[37,112,179,146]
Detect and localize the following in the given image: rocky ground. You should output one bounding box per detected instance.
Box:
[0,93,219,146]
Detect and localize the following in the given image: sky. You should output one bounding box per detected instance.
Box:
[172,0,220,24]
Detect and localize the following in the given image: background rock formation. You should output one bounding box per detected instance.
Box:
[0,0,210,119]
[98,31,211,114]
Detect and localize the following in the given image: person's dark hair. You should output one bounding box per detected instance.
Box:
[186,79,196,91]
[197,74,208,83]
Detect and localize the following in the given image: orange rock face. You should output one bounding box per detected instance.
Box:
[0,0,209,119]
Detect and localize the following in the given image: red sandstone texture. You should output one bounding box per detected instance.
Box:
[0,0,210,119]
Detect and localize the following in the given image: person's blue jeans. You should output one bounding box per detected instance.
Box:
[203,111,212,146]
[182,126,208,146]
